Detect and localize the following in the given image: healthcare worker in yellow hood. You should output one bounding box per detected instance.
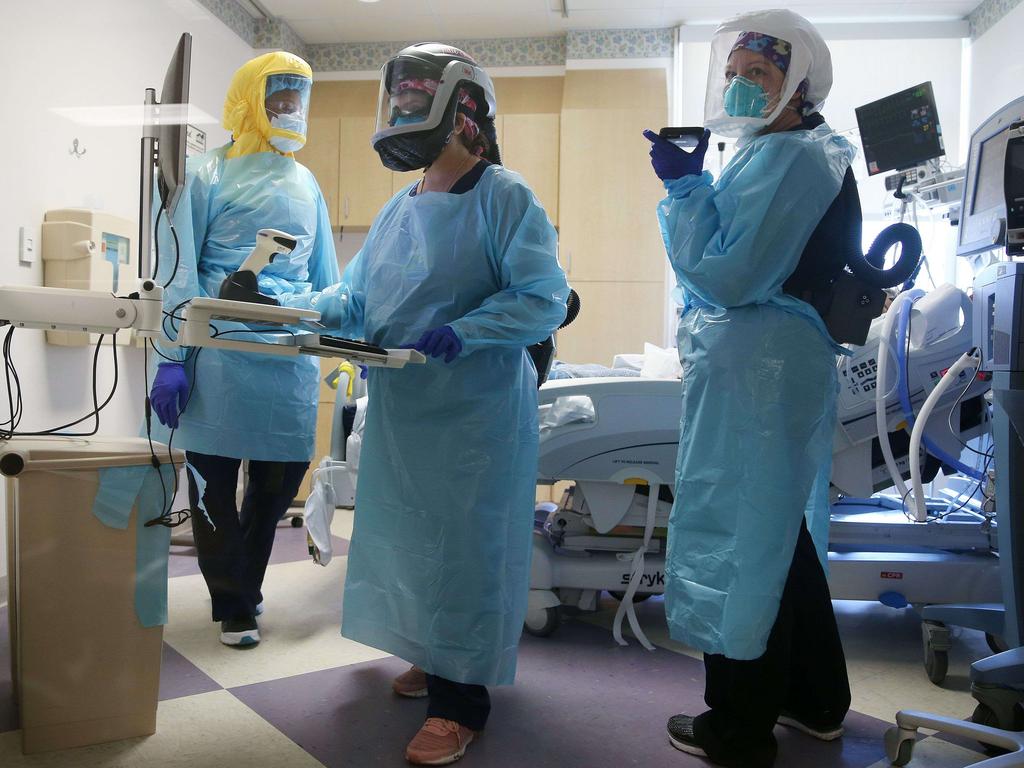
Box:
[148,51,341,648]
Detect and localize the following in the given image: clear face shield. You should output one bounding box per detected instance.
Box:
[373,58,495,138]
[704,29,806,138]
[264,73,311,152]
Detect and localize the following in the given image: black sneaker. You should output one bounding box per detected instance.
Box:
[220,616,260,647]
[777,711,844,741]
[667,714,708,758]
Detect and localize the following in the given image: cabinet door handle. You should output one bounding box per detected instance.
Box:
[343,196,350,219]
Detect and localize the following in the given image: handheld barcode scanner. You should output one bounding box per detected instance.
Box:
[218,229,297,306]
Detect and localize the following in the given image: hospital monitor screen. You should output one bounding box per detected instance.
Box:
[856,82,945,176]
[157,33,191,218]
[957,95,1024,258]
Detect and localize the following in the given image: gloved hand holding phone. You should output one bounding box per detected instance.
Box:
[643,127,711,181]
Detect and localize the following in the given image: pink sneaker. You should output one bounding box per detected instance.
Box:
[405,718,475,765]
[393,665,428,698]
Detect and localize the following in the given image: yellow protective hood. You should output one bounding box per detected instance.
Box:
[223,51,312,159]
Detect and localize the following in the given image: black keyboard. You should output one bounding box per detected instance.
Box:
[315,335,388,356]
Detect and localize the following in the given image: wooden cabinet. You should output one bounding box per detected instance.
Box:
[339,115,393,226]
[558,70,667,284]
[501,113,559,224]
[295,400,335,503]
[555,280,667,365]
[302,118,340,226]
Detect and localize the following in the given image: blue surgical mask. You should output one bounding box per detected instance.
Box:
[269,113,307,153]
[723,76,769,118]
[392,114,425,127]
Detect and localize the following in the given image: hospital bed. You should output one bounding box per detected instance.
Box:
[528,286,1000,681]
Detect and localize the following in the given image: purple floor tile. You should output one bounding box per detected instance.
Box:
[159,642,222,701]
[0,605,18,734]
[230,619,892,768]
[168,521,349,579]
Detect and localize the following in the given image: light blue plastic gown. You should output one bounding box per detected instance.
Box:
[93,463,177,627]
[154,145,340,461]
[657,123,855,660]
[333,166,569,686]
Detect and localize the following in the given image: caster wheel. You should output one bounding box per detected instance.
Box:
[924,647,949,685]
[884,727,915,766]
[609,591,653,603]
[290,516,303,528]
[524,606,561,637]
[922,621,950,685]
[987,633,1010,655]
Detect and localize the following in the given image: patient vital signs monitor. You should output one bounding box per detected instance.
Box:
[856,82,945,176]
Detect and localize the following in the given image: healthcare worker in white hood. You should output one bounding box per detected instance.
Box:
[644,10,855,767]
[307,43,569,766]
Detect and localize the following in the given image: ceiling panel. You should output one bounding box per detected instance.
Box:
[265,0,979,44]
[558,0,666,9]
[330,15,445,42]
[436,13,558,38]
[264,0,432,17]
[287,18,350,44]
[551,9,668,28]
[430,0,551,14]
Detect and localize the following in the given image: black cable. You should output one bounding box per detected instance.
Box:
[5,331,120,437]
[947,361,992,458]
[143,346,203,528]
[162,214,181,290]
[142,342,169,523]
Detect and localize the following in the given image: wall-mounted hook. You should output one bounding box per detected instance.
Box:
[69,138,87,158]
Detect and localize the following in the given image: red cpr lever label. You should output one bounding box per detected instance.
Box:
[881,572,904,580]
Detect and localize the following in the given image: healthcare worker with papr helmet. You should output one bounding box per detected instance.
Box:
[148,51,343,649]
[308,43,569,766]
[644,10,855,767]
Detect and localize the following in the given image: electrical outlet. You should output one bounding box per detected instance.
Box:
[18,226,36,264]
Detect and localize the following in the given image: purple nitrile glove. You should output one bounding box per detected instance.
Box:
[642,129,710,181]
[150,362,189,429]
[412,326,463,364]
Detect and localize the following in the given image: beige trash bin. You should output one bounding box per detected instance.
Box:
[2,437,183,754]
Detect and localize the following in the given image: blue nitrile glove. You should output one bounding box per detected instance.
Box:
[358,364,368,379]
[150,362,189,429]
[642,129,710,181]
[412,326,463,364]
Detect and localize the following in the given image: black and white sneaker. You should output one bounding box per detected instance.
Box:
[667,714,708,757]
[220,616,260,647]
[777,712,845,741]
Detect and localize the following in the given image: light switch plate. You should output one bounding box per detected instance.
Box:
[19,226,36,264]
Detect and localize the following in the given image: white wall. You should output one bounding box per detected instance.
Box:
[967,2,1024,135]
[0,0,253,582]
[678,35,965,287]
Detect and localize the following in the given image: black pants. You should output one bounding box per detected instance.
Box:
[426,675,491,732]
[693,521,851,768]
[186,451,309,622]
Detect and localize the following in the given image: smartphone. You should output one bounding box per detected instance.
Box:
[659,126,705,149]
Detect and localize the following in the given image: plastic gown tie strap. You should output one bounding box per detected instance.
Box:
[612,484,658,651]
[186,461,215,530]
[93,464,176,628]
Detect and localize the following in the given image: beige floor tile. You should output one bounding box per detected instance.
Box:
[862,735,988,768]
[163,557,389,689]
[0,690,324,768]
